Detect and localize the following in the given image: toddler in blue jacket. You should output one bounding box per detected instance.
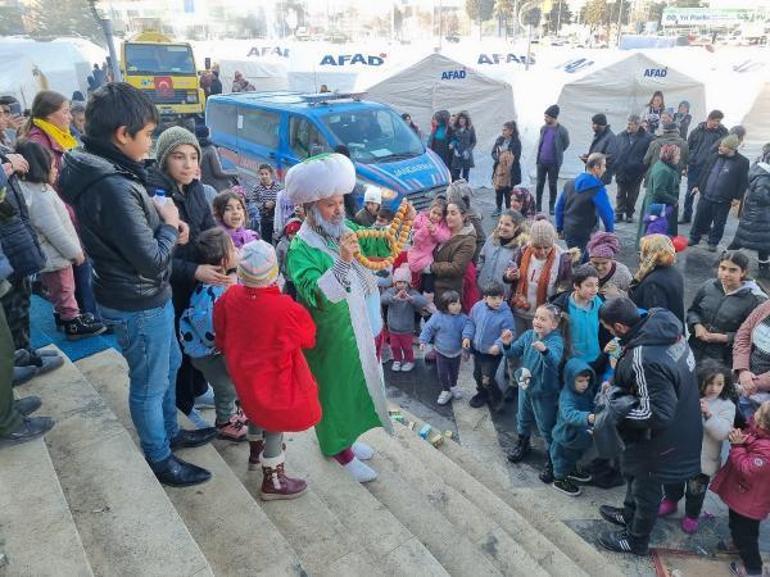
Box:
[462,282,515,411]
[501,303,567,483]
[420,290,468,406]
[550,358,597,496]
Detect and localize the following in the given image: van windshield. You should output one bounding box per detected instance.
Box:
[321,108,423,163]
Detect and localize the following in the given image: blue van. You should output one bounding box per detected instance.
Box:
[205,91,450,209]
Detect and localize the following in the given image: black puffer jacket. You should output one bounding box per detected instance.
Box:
[614,128,653,184]
[687,122,728,169]
[588,126,618,184]
[687,278,767,364]
[697,151,750,203]
[731,162,770,252]
[614,308,702,483]
[146,168,216,313]
[59,140,178,312]
[629,265,685,325]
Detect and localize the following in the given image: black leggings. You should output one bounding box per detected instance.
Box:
[495,187,512,211]
[451,167,470,182]
[729,508,763,575]
[663,474,710,519]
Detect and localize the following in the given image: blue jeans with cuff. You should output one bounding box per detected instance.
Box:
[98,300,181,464]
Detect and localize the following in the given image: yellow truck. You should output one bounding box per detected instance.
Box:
[121,32,204,125]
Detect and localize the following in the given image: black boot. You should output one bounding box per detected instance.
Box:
[487,383,503,413]
[0,416,55,446]
[539,455,554,483]
[63,315,107,341]
[758,261,770,280]
[170,427,218,449]
[469,387,489,408]
[507,435,531,463]
[151,454,211,487]
[13,396,42,416]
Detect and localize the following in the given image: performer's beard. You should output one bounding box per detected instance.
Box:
[310,205,347,240]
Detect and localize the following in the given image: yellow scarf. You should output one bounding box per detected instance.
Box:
[32,118,78,151]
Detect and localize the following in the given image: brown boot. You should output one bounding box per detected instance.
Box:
[248,439,264,471]
[260,454,308,501]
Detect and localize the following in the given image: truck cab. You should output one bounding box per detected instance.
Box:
[205,91,450,209]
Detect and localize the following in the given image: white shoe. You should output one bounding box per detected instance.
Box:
[344,457,378,483]
[352,441,374,460]
[437,390,453,405]
[392,361,402,371]
[400,361,415,372]
[450,386,464,400]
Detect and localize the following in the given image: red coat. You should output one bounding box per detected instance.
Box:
[711,419,770,521]
[214,284,321,432]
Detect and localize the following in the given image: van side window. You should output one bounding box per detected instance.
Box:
[207,101,237,139]
[239,109,280,148]
[290,116,328,159]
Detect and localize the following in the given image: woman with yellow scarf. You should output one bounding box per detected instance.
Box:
[23,90,103,330]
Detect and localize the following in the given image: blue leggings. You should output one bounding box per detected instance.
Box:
[517,389,558,449]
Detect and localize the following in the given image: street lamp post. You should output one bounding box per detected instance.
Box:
[88,0,122,82]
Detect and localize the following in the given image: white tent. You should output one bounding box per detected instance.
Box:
[555,51,707,179]
[0,56,42,108]
[218,57,289,93]
[742,81,770,163]
[0,37,106,98]
[364,53,516,187]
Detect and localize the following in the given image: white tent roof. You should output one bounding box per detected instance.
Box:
[363,53,516,187]
[0,37,105,98]
[742,81,770,163]
[555,51,707,179]
[218,57,289,93]
[0,55,42,108]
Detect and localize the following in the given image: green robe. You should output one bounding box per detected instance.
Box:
[637,160,681,245]
[287,220,392,456]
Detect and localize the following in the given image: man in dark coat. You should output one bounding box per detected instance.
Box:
[728,144,770,278]
[614,114,653,222]
[535,104,570,215]
[689,134,750,251]
[582,113,618,185]
[681,109,728,223]
[596,298,702,556]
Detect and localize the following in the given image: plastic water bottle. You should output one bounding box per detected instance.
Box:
[153,188,168,206]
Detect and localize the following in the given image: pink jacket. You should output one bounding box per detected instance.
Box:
[733,300,770,392]
[407,212,450,273]
[711,419,770,520]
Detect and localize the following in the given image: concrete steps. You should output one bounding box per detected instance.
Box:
[76,349,306,577]
[0,438,93,577]
[4,344,634,577]
[20,347,214,577]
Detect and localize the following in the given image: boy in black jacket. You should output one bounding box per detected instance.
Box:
[59,83,216,487]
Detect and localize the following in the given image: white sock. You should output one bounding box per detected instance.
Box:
[352,441,374,461]
[344,457,378,483]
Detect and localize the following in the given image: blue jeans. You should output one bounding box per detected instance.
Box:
[73,259,99,319]
[98,301,181,464]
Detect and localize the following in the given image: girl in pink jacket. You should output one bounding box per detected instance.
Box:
[733,300,770,420]
[406,198,450,297]
[711,401,770,576]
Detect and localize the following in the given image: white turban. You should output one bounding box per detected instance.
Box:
[284,153,356,205]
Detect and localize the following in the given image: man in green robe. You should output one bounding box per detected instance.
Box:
[285,153,414,483]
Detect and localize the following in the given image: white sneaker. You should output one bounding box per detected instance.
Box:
[352,441,374,460]
[344,457,378,483]
[400,361,415,372]
[450,386,464,400]
[392,361,402,371]
[437,390,453,405]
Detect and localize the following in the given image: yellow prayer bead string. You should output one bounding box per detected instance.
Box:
[353,200,414,271]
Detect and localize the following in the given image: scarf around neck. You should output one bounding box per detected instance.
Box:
[33,118,78,151]
[515,246,557,309]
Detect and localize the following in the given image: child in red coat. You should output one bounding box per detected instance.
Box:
[214,240,321,500]
[710,401,770,576]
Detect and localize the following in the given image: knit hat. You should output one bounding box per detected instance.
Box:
[529,218,557,247]
[662,120,677,131]
[592,113,608,126]
[586,231,620,259]
[155,126,201,170]
[544,104,560,119]
[238,240,279,287]
[446,179,473,210]
[720,134,741,151]
[285,153,356,205]
[364,186,382,205]
[393,265,411,285]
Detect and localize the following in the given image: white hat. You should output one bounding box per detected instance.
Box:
[285,153,356,205]
[364,186,382,205]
